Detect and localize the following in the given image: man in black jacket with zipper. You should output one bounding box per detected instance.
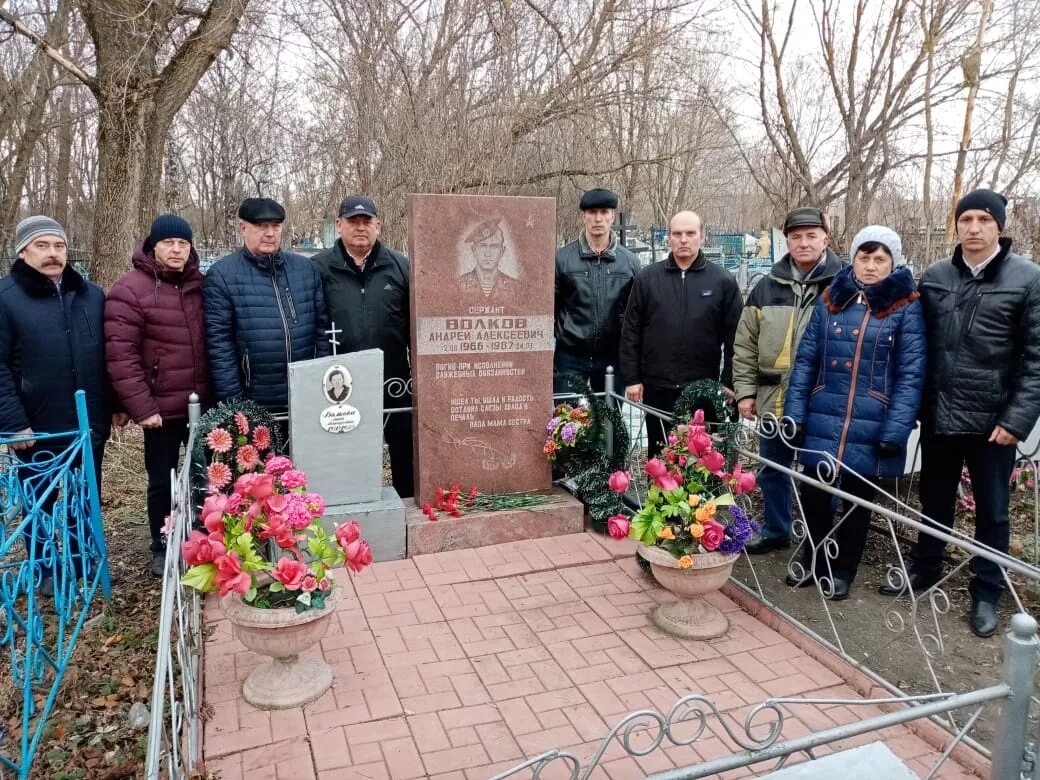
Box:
[620,210,742,458]
[312,196,413,498]
[878,189,1040,638]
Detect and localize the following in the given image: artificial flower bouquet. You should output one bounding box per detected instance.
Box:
[543,401,592,460]
[193,399,285,490]
[606,409,759,566]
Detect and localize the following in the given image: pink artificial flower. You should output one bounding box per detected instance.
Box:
[280,469,308,490]
[207,461,233,490]
[235,472,275,500]
[607,513,630,540]
[206,428,232,453]
[200,494,230,534]
[160,513,175,536]
[692,409,705,425]
[236,444,260,471]
[252,425,271,451]
[644,458,668,480]
[270,558,309,591]
[265,493,290,514]
[305,493,326,516]
[731,462,757,494]
[665,450,677,463]
[701,519,725,551]
[345,540,373,573]
[699,450,726,474]
[235,411,250,435]
[302,575,318,593]
[608,471,630,494]
[215,553,251,597]
[335,520,361,549]
[667,433,678,446]
[285,495,314,530]
[678,455,688,467]
[687,429,713,457]
[259,515,300,549]
[264,456,294,476]
[181,529,226,566]
[318,577,331,591]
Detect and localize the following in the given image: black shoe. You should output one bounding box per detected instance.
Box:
[784,571,816,588]
[151,550,166,578]
[970,600,998,638]
[877,570,940,597]
[746,535,791,555]
[828,578,851,601]
[39,577,54,598]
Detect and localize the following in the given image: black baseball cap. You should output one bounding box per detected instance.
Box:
[238,197,285,224]
[339,196,378,219]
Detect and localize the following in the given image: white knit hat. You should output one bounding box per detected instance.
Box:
[849,225,905,267]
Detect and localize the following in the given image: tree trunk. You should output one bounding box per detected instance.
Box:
[53,85,74,226]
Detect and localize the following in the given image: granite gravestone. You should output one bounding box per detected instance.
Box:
[288,348,405,561]
[408,194,556,502]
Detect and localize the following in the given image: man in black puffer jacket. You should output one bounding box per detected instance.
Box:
[879,189,1040,638]
[312,196,413,498]
[0,215,123,593]
[204,198,330,420]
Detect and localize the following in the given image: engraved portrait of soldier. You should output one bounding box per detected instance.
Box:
[457,217,521,302]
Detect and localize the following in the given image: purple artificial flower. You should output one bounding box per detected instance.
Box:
[547,417,562,434]
[561,422,579,443]
[718,537,744,554]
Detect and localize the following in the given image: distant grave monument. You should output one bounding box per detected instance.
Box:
[288,332,405,561]
[407,193,582,553]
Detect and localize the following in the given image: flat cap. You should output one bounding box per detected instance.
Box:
[783,206,826,234]
[579,188,619,211]
[238,197,286,224]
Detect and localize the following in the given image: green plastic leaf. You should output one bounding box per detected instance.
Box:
[180,563,217,592]
[245,586,257,602]
[269,581,285,593]
[714,492,736,506]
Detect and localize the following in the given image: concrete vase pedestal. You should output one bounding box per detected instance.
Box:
[638,544,737,639]
[221,576,341,710]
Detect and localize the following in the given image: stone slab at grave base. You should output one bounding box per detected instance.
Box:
[322,487,406,562]
[406,487,583,556]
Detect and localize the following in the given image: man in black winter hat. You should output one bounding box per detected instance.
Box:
[204,197,329,419]
[878,188,1040,638]
[554,188,639,393]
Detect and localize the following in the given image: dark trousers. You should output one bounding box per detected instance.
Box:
[911,433,1017,604]
[145,421,189,552]
[384,403,414,499]
[643,385,682,460]
[799,473,877,583]
[553,350,621,395]
[21,442,105,579]
[758,433,795,542]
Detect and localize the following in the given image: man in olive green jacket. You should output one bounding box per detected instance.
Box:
[733,207,844,553]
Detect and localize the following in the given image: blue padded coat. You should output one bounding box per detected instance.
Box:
[204,248,330,411]
[784,265,926,479]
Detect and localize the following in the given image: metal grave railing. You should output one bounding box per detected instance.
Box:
[0,390,111,779]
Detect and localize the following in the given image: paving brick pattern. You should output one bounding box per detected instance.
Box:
[204,532,981,779]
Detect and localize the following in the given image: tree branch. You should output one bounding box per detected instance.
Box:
[0,6,95,88]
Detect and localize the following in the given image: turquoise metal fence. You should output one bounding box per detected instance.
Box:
[0,390,110,779]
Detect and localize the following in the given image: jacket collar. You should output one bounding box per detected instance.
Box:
[825,265,919,318]
[951,236,1013,281]
[664,251,706,272]
[333,239,385,273]
[772,248,843,285]
[132,241,202,283]
[578,231,618,262]
[10,259,85,297]
[242,246,283,271]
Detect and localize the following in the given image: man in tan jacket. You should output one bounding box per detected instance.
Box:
[733,207,843,553]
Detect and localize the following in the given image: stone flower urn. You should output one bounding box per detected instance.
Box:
[638,543,738,639]
[221,575,341,710]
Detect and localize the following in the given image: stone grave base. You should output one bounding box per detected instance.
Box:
[322,487,406,562]
[406,487,583,557]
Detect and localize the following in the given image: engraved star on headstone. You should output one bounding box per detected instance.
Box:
[525,214,536,228]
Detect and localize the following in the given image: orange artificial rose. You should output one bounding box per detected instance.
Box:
[677,555,694,569]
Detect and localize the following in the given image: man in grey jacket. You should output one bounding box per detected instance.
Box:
[553,188,639,393]
[879,189,1040,638]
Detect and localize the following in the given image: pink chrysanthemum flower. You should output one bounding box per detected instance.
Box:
[236,445,260,471]
[252,425,271,450]
[206,427,233,453]
[207,462,233,490]
[235,411,250,435]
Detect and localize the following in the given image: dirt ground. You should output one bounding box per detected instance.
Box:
[729,485,1040,750]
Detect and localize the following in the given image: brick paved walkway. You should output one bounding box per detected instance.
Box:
[202,533,984,779]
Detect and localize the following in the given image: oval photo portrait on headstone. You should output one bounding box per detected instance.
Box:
[323,365,352,405]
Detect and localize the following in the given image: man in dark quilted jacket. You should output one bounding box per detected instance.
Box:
[878,189,1040,638]
[105,214,211,576]
[203,198,330,421]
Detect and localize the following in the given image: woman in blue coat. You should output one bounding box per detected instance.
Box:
[784,226,926,599]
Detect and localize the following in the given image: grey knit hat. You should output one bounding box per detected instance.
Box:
[849,225,905,267]
[15,215,67,254]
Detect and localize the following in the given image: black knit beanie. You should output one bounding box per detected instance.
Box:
[147,214,193,251]
[955,189,1007,231]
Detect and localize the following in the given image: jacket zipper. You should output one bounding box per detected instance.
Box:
[835,305,872,465]
[270,266,292,362]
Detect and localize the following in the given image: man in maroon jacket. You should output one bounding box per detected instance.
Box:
[105,215,211,576]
